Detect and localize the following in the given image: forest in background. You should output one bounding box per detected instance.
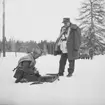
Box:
[0,37,105,57]
[0,39,55,55]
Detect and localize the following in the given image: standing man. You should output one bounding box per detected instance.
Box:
[54,18,81,77]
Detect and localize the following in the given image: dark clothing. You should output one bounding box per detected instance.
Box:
[59,53,68,75]
[14,61,40,83]
[68,60,75,74]
[55,24,81,60]
[67,24,81,60]
[55,23,81,75]
[14,45,43,83]
[58,53,75,75]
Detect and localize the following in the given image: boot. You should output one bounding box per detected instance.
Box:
[67,73,72,77]
[67,68,74,77]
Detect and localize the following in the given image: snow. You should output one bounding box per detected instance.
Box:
[0,52,105,105]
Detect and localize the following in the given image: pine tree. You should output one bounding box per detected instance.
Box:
[77,0,105,54]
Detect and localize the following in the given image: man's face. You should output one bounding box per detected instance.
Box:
[64,21,70,27]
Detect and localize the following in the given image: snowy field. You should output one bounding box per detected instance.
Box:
[0,52,105,105]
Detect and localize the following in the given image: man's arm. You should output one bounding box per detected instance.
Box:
[54,26,65,51]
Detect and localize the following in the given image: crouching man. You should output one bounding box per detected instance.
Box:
[13,46,43,83]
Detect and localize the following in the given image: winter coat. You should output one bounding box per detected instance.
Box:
[55,23,81,60]
[14,53,37,79]
[18,53,36,68]
[18,46,43,68]
[13,44,43,81]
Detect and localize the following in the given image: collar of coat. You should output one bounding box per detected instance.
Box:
[70,23,78,30]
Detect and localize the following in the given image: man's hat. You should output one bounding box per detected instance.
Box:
[62,18,70,23]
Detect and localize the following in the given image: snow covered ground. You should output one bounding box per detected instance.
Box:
[0,52,105,105]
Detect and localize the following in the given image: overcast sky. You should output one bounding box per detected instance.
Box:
[0,0,83,42]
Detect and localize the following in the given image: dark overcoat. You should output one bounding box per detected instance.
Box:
[55,24,81,60]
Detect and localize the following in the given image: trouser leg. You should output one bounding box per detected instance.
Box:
[58,53,68,75]
[68,60,75,74]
